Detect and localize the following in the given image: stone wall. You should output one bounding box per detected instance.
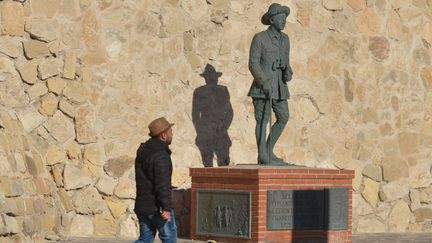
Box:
[0,0,431,241]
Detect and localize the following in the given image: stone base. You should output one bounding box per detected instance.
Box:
[190,165,354,243]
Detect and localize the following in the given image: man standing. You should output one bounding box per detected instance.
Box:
[248,3,293,165]
[134,117,177,243]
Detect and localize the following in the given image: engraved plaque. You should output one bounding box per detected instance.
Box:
[267,190,324,230]
[196,190,251,239]
[325,188,348,230]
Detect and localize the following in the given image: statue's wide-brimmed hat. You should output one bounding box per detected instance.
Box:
[148,117,174,137]
[200,64,222,77]
[261,3,290,25]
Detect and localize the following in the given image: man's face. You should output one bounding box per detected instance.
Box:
[164,127,173,145]
[270,13,287,31]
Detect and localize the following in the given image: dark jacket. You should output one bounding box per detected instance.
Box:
[134,138,172,215]
[248,27,292,100]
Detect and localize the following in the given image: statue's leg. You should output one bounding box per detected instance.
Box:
[253,98,270,164]
[267,99,289,162]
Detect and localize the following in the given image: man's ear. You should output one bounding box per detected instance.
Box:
[159,131,167,141]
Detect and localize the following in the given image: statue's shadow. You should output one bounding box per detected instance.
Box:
[192,64,233,167]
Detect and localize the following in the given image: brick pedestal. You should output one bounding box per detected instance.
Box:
[190,165,354,243]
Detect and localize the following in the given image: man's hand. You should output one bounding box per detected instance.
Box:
[161,211,171,222]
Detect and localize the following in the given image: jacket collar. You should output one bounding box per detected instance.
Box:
[266,26,284,47]
[149,137,172,154]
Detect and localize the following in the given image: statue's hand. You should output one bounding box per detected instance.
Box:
[262,81,271,95]
[283,72,292,82]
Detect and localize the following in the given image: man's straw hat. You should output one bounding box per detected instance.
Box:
[148,117,174,137]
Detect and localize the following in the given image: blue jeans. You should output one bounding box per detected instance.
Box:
[135,209,177,243]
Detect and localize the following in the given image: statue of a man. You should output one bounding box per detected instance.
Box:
[248,3,293,165]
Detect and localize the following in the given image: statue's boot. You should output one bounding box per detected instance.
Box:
[270,152,284,163]
[258,150,286,165]
[257,148,271,165]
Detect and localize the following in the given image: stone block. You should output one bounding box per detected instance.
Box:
[206,0,230,9]
[106,198,127,219]
[25,151,46,176]
[26,83,48,101]
[420,187,432,204]
[58,99,76,117]
[322,0,344,11]
[30,0,60,18]
[0,37,21,58]
[25,19,58,42]
[38,57,62,80]
[45,144,65,166]
[69,214,93,237]
[369,36,390,62]
[33,177,51,195]
[1,1,25,36]
[23,216,42,235]
[93,214,116,236]
[414,208,432,222]
[75,105,97,144]
[410,162,432,188]
[362,164,382,182]
[65,141,81,161]
[399,132,419,155]
[17,61,38,85]
[118,214,138,238]
[43,111,75,143]
[0,57,18,82]
[347,0,366,12]
[356,216,386,233]
[23,40,51,59]
[63,164,92,190]
[382,157,408,182]
[83,143,104,176]
[59,0,81,18]
[62,50,76,79]
[72,186,106,214]
[381,179,410,202]
[103,156,134,179]
[1,215,19,234]
[51,164,63,187]
[421,68,432,90]
[38,93,58,116]
[114,178,136,199]
[58,188,73,212]
[95,175,117,196]
[47,78,66,95]
[388,200,411,232]
[21,179,37,196]
[63,81,89,104]
[355,8,380,34]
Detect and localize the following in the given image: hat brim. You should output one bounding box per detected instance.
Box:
[149,123,174,137]
[199,72,223,77]
[261,6,290,25]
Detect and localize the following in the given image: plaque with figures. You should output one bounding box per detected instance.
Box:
[196,190,251,239]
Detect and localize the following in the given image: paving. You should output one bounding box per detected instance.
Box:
[56,233,432,243]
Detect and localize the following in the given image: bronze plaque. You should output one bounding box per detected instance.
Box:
[267,190,324,230]
[267,189,349,230]
[196,190,251,239]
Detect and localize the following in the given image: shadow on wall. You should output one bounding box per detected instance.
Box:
[172,188,191,238]
[192,64,233,168]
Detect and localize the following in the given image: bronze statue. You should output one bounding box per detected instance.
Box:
[248,3,293,165]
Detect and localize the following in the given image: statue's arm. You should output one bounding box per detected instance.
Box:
[283,36,293,82]
[286,36,293,74]
[249,34,267,86]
